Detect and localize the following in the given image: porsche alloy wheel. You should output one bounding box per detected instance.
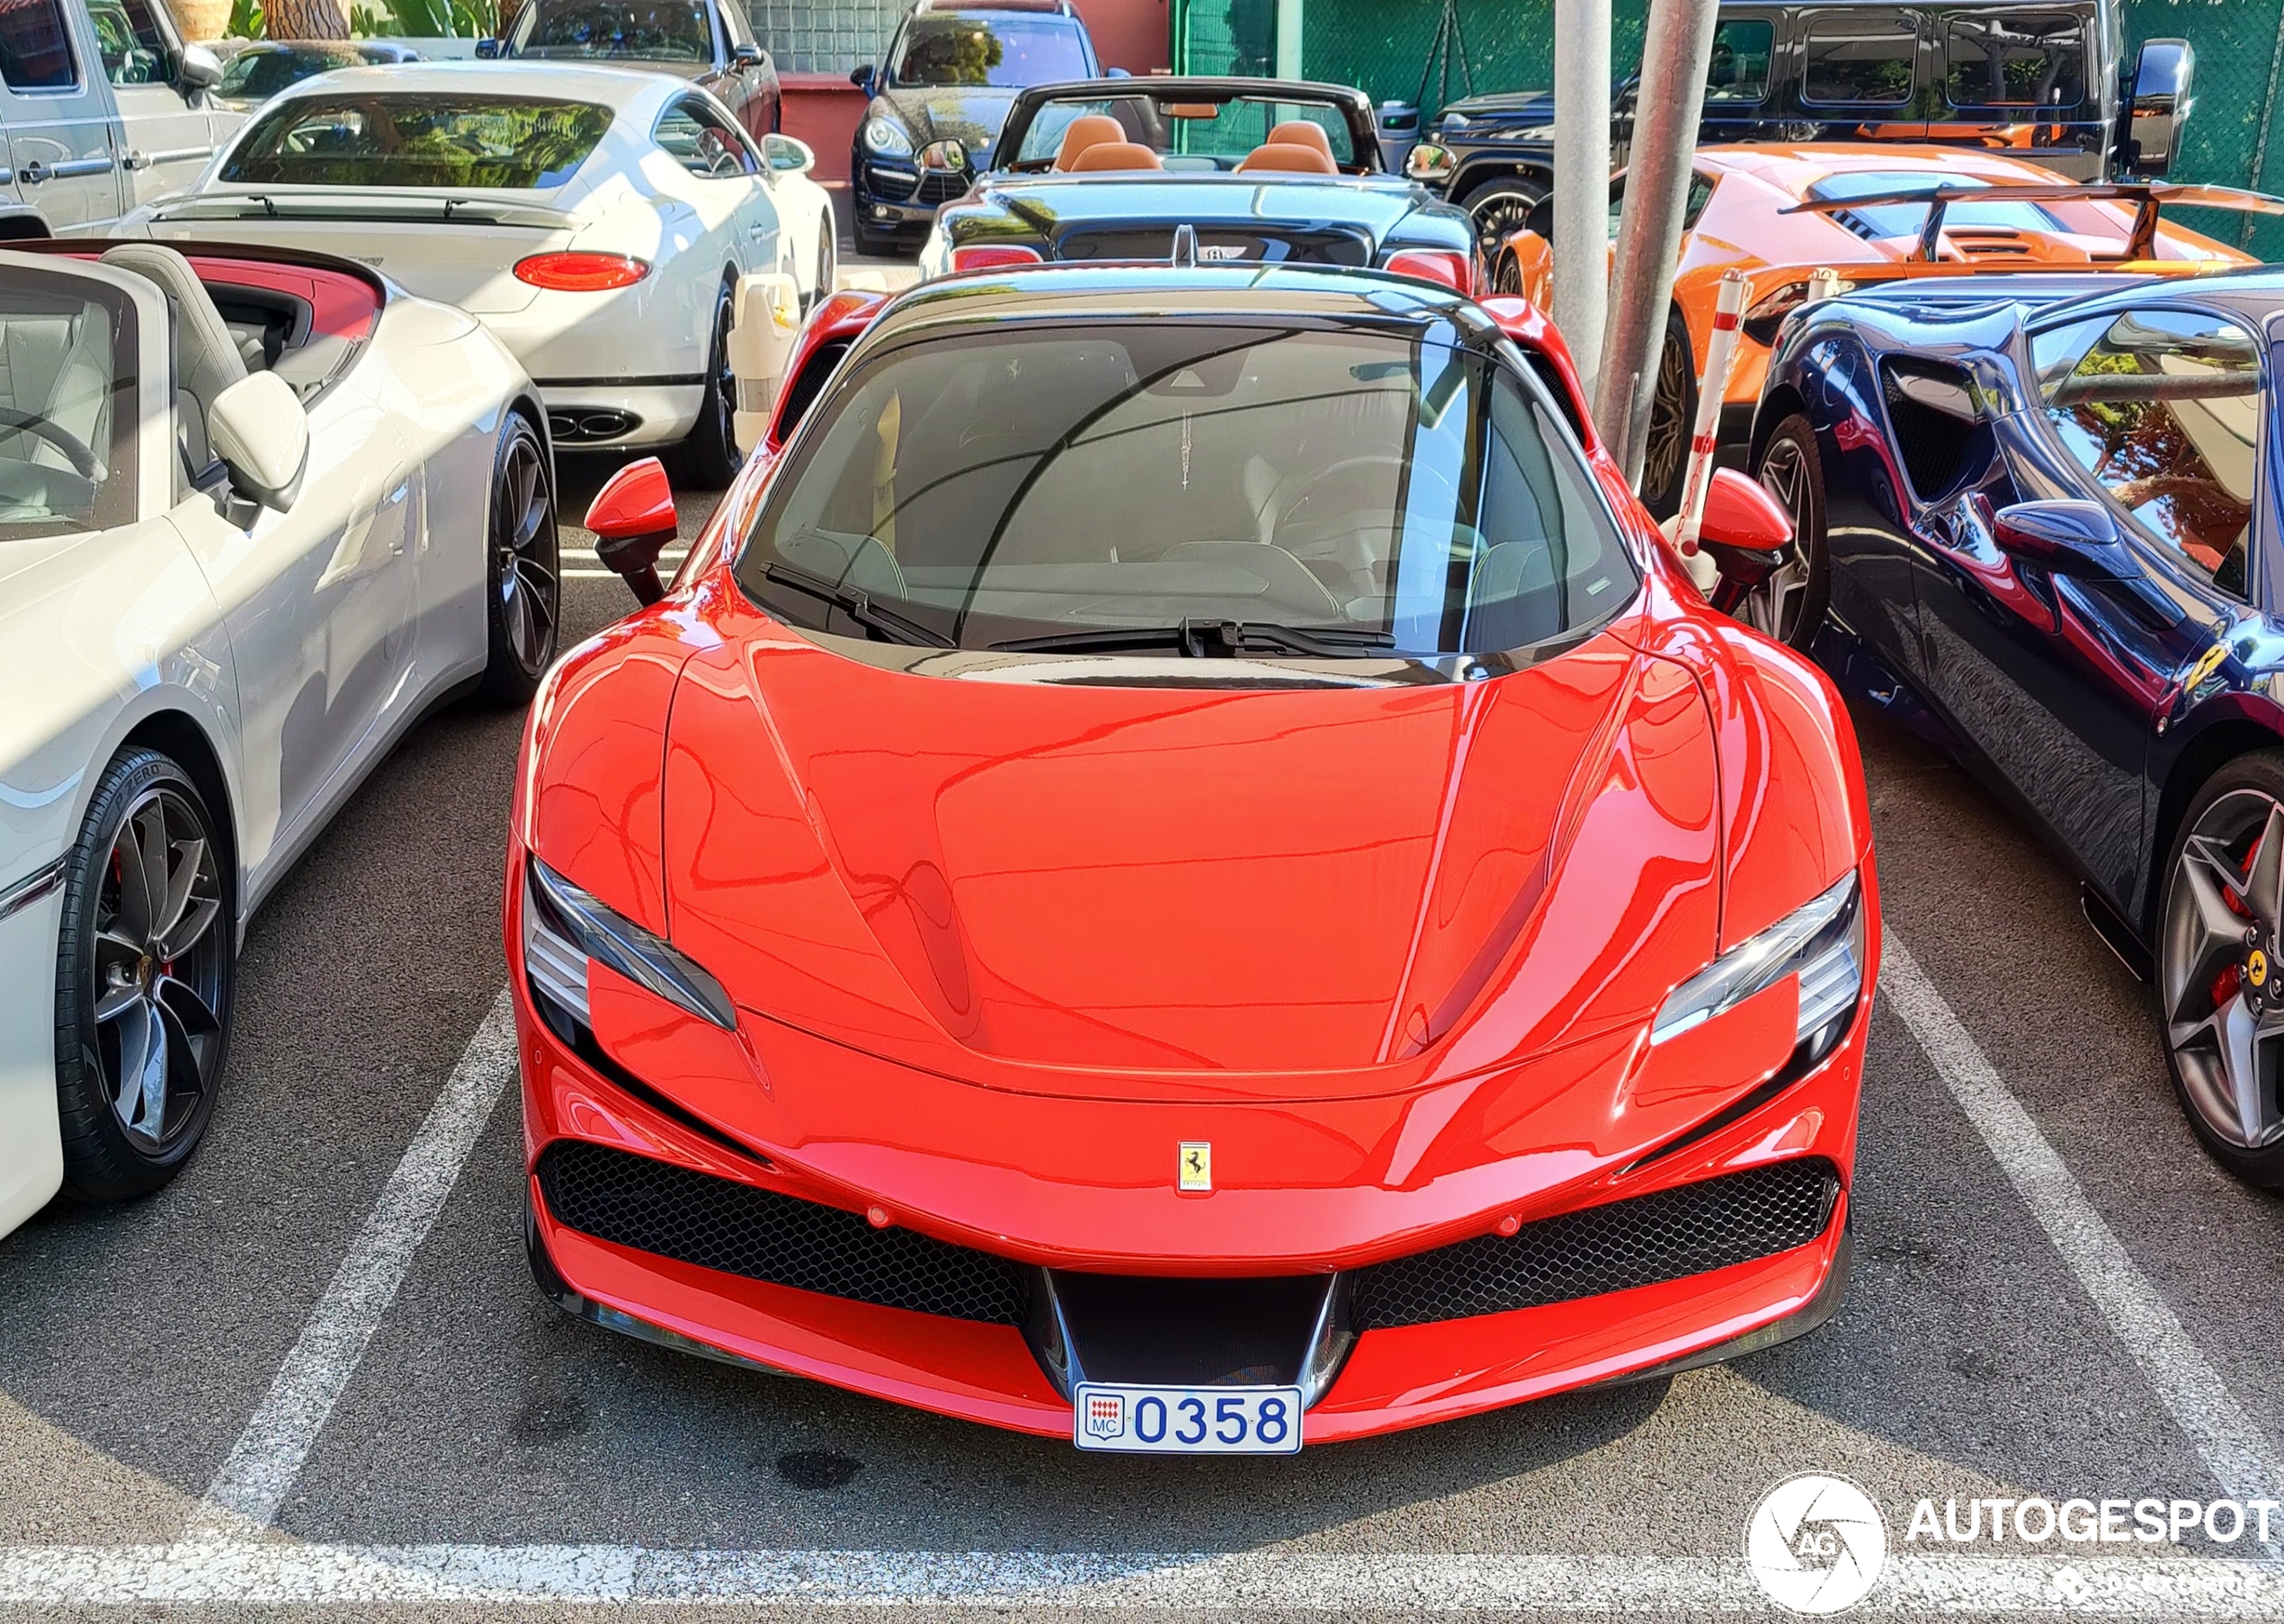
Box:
[1742,415,1829,651]
[54,749,234,1202]
[1640,314,1693,519]
[2161,757,2284,1187]
[478,413,559,704]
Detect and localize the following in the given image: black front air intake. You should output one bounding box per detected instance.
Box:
[536,1140,1027,1325]
[1351,1158,1841,1329]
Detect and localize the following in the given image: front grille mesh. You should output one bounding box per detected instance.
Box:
[1352,1159,1839,1329]
[537,1140,1027,1325]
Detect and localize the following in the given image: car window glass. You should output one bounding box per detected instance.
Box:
[0,0,79,90]
[889,15,1087,87]
[88,0,170,85]
[221,94,615,189]
[1012,94,1356,168]
[2041,308,2261,598]
[656,100,754,176]
[1944,13,2083,108]
[1606,172,1713,236]
[741,325,1634,656]
[1802,15,1917,105]
[1704,18,1773,104]
[0,266,137,539]
[516,0,714,62]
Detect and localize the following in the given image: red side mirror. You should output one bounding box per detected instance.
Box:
[1699,468,1793,554]
[584,457,678,606]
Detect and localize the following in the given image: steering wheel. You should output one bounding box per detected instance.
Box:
[1277,453,1458,541]
[0,407,99,479]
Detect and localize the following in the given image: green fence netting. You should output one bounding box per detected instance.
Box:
[1175,0,2284,255]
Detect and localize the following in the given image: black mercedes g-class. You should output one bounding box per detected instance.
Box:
[1427,0,2191,245]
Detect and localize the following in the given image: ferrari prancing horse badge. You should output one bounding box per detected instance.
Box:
[1178,1142,1211,1192]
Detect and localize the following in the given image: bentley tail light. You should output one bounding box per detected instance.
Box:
[1383,249,1474,297]
[950,244,1046,273]
[513,253,652,292]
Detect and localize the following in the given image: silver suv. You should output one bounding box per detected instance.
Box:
[0,0,241,235]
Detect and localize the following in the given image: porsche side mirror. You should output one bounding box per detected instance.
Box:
[178,41,221,91]
[762,132,815,174]
[1697,468,1793,576]
[475,37,503,58]
[1992,499,2142,579]
[733,41,766,69]
[849,64,874,94]
[1405,141,1455,186]
[208,370,308,513]
[2126,39,2195,178]
[918,138,969,174]
[585,456,678,605]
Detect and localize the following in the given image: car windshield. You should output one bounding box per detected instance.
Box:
[219,94,614,189]
[515,0,713,63]
[1811,171,2067,238]
[737,322,1635,657]
[1011,93,1359,170]
[0,265,136,540]
[215,46,360,101]
[888,15,1088,87]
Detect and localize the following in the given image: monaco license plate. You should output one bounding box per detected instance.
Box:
[1071,1382,1303,1454]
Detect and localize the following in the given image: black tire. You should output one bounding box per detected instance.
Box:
[854,221,900,258]
[1459,174,1547,253]
[811,219,837,315]
[477,411,559,705]
[1491,247,1523,297]
[1639,310,1695,520]
[54,747,234,1204]
[672,281,742,491]
[2158,752,2284,1189]
[1743,413,1831,650]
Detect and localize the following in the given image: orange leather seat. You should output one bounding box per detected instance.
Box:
[1266,120,1336,163]
[1070,141,1164,173]
[1236,143,1338,175]
[1051,114,1127,172]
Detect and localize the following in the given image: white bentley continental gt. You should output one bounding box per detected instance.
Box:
[0,241,557,1239]
[112,63,838,486]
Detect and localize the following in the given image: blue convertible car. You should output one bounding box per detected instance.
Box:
[1751,258,2284,1185]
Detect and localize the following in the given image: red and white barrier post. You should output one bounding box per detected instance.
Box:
[1672,267,1751,560]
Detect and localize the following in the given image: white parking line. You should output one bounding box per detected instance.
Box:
[5,1544,2284,1612]
[190,989,519,1534]
[1882,940,2284,1550]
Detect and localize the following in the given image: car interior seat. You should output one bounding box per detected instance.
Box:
[1069,141,1164,173]
[1051,114,1127,171]
[1235,143,1338,176]
[99,243,250,469]
[1265,120,1337,163]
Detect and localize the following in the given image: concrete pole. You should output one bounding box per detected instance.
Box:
[1593,0,1719,484]
[1551,0,1610,406]
[1276,0,1306,78]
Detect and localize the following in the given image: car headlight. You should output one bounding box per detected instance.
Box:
[863,117,914,159]
[522,856,736,1033]
[1651,871,1865,1066]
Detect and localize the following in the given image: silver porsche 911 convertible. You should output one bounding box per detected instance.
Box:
[0,241,558,1238]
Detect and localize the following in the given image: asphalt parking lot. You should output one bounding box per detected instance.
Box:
[9,279,2284,1622]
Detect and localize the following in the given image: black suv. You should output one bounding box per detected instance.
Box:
[1428,0,2191,245]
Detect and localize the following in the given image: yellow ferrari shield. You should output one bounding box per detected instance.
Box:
[2253,950,2270,988]
[1178,1142,1211,1192]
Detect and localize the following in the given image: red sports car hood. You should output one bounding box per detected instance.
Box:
[659,616,1721,1102]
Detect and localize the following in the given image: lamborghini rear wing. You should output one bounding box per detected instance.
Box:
[1781,181,2284,263]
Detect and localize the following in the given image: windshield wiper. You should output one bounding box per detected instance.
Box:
[992,620,1396,658]
[763,561,952,647]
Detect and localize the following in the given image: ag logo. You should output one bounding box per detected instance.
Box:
[1744,1474,1886,1614]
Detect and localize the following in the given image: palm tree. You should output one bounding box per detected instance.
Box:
[263,0,349,38]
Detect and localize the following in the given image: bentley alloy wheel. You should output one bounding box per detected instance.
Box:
[2161,762,2284,1186]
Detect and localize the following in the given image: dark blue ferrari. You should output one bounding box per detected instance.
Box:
[1747,257,2284,1184]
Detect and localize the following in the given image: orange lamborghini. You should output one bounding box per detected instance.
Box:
[1492,145,2257,514]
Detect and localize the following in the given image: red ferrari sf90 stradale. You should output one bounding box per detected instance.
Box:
[506,264,1878,1450]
